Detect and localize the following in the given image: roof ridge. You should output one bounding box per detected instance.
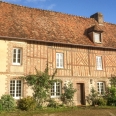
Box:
[0,1,91,19]
[104,21,116,25]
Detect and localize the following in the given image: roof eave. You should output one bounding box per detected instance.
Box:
[0,35,116,50]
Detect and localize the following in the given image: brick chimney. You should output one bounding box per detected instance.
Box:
[90,12,103,25]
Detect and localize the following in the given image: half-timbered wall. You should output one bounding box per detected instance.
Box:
[0,39,116,104]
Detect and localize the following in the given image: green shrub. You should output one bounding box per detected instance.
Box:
[17,96,37,111]
[0,94,16,111]
[61,82,76,106]
[97,98,107,106]
[105,87,116,106]
[86,88,99,106]
[0,100,3,111]
[47,99,59,108]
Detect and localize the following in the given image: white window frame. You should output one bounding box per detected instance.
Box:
[12,48,22,65]
[51,82,61,98]
[56,53,64,68]
[10,80,22,99]
[97,82,105,95]
[96,56,103,70]
[94,32,101,43]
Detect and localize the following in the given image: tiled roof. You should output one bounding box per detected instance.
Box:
[0,2,116,48]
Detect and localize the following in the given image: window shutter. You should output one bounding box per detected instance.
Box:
[96,56,102,70]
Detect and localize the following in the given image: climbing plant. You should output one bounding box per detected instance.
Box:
[22,64,57,107]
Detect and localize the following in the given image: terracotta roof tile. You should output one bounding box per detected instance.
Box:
[0,2,116,48]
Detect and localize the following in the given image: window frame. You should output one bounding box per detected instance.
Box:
[97,82,105,95]
[56,53,64,68]
[96,56,103,70]
[12,48,22,65]
[10,80,22,99]
[51,82,61,98]
[94,32,101,43]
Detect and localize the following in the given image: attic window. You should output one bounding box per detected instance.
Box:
[94,32,101,43]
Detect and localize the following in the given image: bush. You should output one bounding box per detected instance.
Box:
[61,82,76,106]
[47,99,59,108]
[105,87,116,106]
[97,98,107,106]
[17,96,37,111]
[86,88,99,106]
[0,94,16,111]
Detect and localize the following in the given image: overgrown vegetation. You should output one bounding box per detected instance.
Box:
[105,76,116,106]
[22,64,57,107]
[87,76,116,106]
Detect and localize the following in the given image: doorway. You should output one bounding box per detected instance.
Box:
[77,83,85,105]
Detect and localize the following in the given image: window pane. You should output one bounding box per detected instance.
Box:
[96,56,102,70]
[51,82,61,97]
[13,48,21,65]
[56,53,63,68]
[10,80,22,98]
[97,82,104,95]
[94,33,100,43]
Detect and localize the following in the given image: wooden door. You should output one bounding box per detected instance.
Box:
[77,83,85,105]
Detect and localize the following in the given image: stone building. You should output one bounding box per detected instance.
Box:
[0,1,116,105]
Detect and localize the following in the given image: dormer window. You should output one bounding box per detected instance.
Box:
[87,25,103,44]
[94,32,101,43]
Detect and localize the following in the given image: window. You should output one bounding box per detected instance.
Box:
[12,48,21,65]
[97,82,105,95]
[51,82,61,98]
[94,32,101,43]
[10,80,22,99]
[56,53,64,68]
[96,56,103,70]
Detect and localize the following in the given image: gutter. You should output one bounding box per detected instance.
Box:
[0,35,116,50]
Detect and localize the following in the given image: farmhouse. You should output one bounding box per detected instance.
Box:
[0,1,116,105]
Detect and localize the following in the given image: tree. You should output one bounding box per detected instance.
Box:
[22,64,57,107]
[110,75,116,87]
[61,81,76,106]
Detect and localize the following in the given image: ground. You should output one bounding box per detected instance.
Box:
[1,107,116,116]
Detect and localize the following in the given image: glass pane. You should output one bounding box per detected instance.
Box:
[17,58,20,63]
[18,49,20,54]
[94,33,100,43]
[13,49,16,53]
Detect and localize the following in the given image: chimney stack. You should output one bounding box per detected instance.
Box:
[90,12,103,25]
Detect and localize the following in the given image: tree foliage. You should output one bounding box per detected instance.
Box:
[110,75,116,87]
[61,81,76,106]
[22,64,57,107]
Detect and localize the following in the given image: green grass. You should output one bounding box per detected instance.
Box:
[0,106,116,116]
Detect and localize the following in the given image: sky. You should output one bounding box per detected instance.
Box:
[1,0,116,24]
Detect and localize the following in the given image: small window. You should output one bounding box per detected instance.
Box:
[56,53,64,68]
[51,82,61,98]
[10,80,22,99]
[12,48,22,65]
[97,82,105,95]
[94,32,101,43]
[96,56,103,70]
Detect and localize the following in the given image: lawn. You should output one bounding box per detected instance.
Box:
[0,106,116,116]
